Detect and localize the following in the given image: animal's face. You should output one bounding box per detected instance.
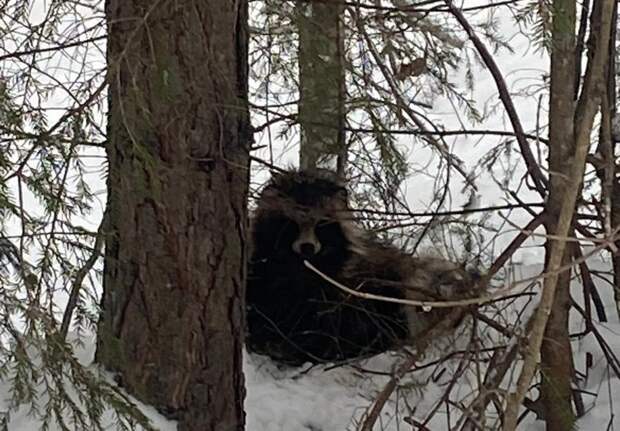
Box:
[290,214,347,259]
[263,197,350,262]
[254,170,358,265]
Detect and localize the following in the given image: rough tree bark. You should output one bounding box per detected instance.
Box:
[607,3,620,320]
[297,0,346,176]
[593,0,620,320]
[96,0,249,430]
[541,0,577,429]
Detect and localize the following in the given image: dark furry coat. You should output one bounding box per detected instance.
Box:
[246,170,471,365]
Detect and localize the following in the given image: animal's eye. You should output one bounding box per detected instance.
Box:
[317,218,332,226]
[315,218,340,238]
[316,218,337,229]
[274,218,299,247]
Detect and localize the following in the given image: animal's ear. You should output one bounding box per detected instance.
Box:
[336,186,348,201]
[270,169,285,180]
[260,169,287,197]
[261,182,280,198]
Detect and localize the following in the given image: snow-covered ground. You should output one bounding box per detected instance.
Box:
[245,258,620,431]
[2,259,618,430]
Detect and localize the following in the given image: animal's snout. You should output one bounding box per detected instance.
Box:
[292,223,322,257]
[299,242,317,257]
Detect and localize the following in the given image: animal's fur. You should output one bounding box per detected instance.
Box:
[246,169,473,365]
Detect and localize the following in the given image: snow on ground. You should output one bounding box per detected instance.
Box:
[244,263,620,431]
[0,335,177,431]
[1,260,618,430]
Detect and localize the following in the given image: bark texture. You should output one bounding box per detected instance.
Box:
[599,4,619,319]
[607,3,620,320]
[297,0,346,176]
[96,1,249,430]
[541,0,577,429]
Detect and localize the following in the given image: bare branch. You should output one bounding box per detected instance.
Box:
[0,35,106,62]
[445,0,548,197]
[60,215,106,339]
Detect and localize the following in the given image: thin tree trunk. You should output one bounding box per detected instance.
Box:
[96,1,249,430]
[297,0,346,176]
[541,1,577,429]
[607,3,620,320]
[504,0,614,428]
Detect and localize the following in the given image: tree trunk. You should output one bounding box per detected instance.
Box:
[96,0,249,430]
[541,0,577,429]
[607,3,620,320]
[595,0,620,320]
[297,0,346,176]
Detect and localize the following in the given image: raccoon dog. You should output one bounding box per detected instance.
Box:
[246,169,472,365]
